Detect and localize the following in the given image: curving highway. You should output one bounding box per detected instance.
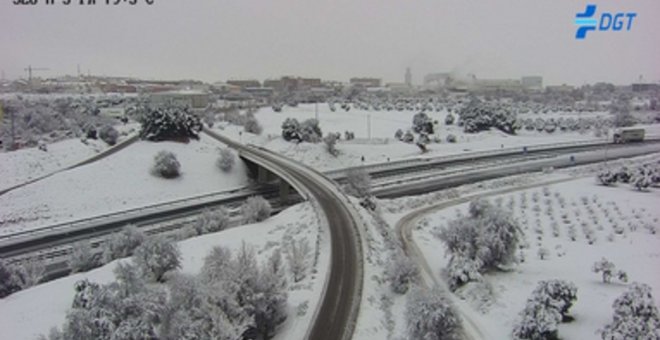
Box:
[203,128,363,340]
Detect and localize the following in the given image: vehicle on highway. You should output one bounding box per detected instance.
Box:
[613,128,645,144]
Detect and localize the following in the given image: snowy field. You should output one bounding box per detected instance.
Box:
[0,134,249,235]
[214,104,660,171]
[0,202,329,340]
[0,123,139,192]
[408,177,660,339]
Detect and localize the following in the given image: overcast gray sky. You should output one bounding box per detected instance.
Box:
[1,0,658,85]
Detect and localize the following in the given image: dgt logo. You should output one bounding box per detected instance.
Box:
[575,4,637,39]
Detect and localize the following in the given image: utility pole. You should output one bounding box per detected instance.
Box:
[367,114,371,140]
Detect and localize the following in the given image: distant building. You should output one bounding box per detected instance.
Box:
[405,68,412,87]
[632,83,659,92]
[424,73,450,87]
[150,90,210,109]
[350,77,381,88]
[475,78,522,91]
[545,84,575,93]
[521,76,543,90]
[227,79,261,89]
[386,82,411,94]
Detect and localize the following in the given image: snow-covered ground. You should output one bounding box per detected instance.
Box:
[0,202,330,340]
[0,134,249,235]
[0,123,139,192]
[403,176,660,339]
[214,104,660,171]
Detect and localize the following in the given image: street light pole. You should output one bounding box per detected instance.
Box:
[367,114,371,141]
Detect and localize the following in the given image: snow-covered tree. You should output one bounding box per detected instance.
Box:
[436,198,520,289]
[394,128,404,140]
[532,280,578,321]
[285,238,311,282]
[402,130,415,143]
[416,133,431,153]
[151,150,181,178]
[600,282,660,340]
[631,165,653,191]
[512,297,562,340]
[217,147,236,172]
[343,168,372,198]
[98,125,119,145]
[281,118,301,142]
[406,286,462,340]
[0,260,22,298]
[194,207,230,235]
[512,280,577,339]
[610,98,636,127]
[240,196,272,224]
[138,105,202,142]
[446,255,482,291]
[102,225,146,263]
[323,132,339,156]
[597,169,617,186]
[133,236,181,282]
[593,258,628,284]
[300,118,323,143]
[244,116,263,135]
[458,99,518,135]
[446,134,457,143]
[11,258,45,289]
[68,241,98,273]
[413,112,434,134]
[385,251,419,294]
[445,113,455,125]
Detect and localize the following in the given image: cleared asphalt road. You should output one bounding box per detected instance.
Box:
[204,129,362,340]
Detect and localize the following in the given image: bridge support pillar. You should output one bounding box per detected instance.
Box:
[279,180,290,204]
[258,166,269,184]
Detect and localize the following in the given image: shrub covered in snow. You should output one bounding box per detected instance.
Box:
[402,130,415,143]
[445,113,455,125]
[240,196,272,223]
[98,124,119,145]
[138,105,202,142]
[446,256,483,291]
[446,134,457,143]
[281,117,323,143]
[343,168,372,198]
[323,132,339,156]
[385,251,419,294]
[0,260,22,298]
[285,238,312,282]
[132,236,181,282]
[102,225,146,263]
[597,169,617,186]
[630,165,654,191]
[194,207,230,235]
[199,244,288,338]
[512,280,578,339]
[244,116,263,135]
[436,198,520,289]
[394,128,404,140]
[9,259,45,290]
[68,241,99,273]
[217,147,236,172]
[600,282,660,340]
[406,286,462,340]
[151,150,181,178]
